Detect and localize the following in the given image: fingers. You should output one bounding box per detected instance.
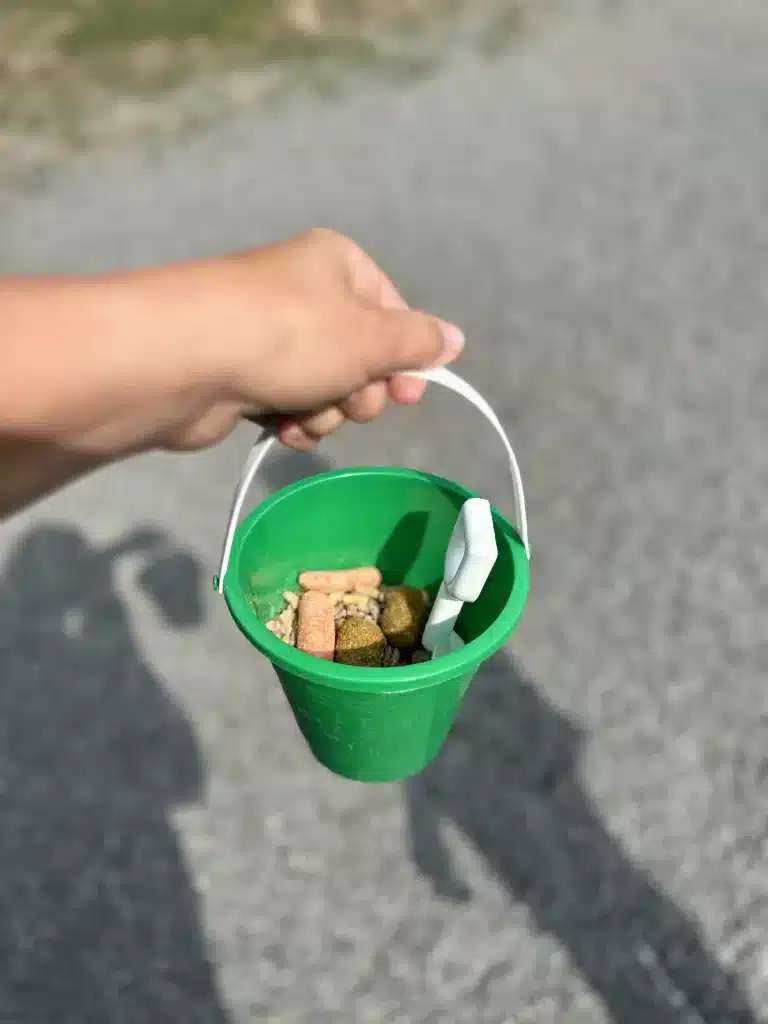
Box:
[296,229,465,398]
[277,382,390,451]
[343,245,447,406]
[387,375,426,405]
[361,307,465,381]
[341,382,388,422]
[273,306,445,451]
[300,406,346,439]
[342,239,463,376]
[278,406,345,450]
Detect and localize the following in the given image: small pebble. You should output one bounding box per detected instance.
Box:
[382,645,400,667]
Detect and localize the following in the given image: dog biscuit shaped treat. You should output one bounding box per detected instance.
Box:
[298,567,382,593]
[297,591,335,660]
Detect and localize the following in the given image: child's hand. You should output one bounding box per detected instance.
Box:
[159,228,464,451]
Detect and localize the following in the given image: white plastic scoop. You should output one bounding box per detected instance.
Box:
[421,497,498,659]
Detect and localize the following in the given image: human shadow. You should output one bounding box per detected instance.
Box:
[0,523,230,1024]
[405,654,757,1023]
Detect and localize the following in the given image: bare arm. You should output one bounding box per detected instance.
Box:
[0,268,213,516]
[0,230,463,519]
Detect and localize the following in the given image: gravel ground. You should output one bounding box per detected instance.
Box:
[1,0,767,1021]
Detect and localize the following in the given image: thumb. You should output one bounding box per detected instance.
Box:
[360,307,465,379]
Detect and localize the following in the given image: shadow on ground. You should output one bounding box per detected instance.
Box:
[405,655,757,1023]
[257,439,336,494]
[216,439,757,1021]
[0,523,229,1024]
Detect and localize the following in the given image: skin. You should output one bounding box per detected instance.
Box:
[0,228,464,519]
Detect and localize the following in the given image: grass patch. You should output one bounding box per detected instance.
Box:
[0,0,482,136]
[59,0,280,51]
[0,0,529,187]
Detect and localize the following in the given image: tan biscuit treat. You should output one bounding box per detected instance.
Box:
[335,618,386,667]
[380,586,430,648]
[297,591,335,660]
[343,593,380,620]
[342,592,374,608]
[298,567,382,593]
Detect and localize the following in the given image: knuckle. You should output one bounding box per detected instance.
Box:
[305,227,349,253]
[302,228,362,280]
[306,226,335,244]
[302,406,345,439]
[345,386,385,423]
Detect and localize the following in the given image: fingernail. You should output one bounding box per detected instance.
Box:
[438,320,465,361]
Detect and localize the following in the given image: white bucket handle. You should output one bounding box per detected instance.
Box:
[214,367,529,593]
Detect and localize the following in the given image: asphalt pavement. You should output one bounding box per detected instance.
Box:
[1,1,767,1020]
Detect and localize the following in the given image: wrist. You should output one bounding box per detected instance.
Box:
[123,260,231,394]
[92,262,240,452]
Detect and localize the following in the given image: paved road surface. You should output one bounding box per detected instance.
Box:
[1,1,767,1021]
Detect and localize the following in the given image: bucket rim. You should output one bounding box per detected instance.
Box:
[223,466,529,693]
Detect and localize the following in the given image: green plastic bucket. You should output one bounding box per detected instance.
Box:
[214,369,530,783]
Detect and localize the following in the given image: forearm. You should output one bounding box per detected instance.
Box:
[0,269,215,517]
[0,438,108,519]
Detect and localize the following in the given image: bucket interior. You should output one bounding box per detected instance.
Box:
[232,468,525,652]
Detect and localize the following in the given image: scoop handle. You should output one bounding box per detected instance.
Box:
[213,367,529,593]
